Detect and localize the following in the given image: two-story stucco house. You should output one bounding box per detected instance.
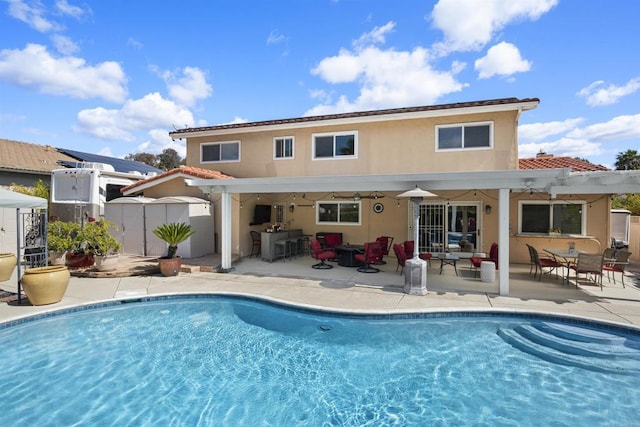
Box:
[127,97,640,295]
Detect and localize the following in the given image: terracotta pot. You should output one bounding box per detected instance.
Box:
[158,256,182,277]
[65,252,95,269]
[94,254,120,272]
[0,253,17,282]
[21,265,70,305]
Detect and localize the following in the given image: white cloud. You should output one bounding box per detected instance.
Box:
[518,114,640,160]
[519,137,603,159]
[0,44,127,102]
[309,45,466,115]
[127,38,144,50]
[518,118,585,143]
[353,21,395,49]
[475,42,531,79]
[161,67,213,107]
[74,92,195,141]
[431,0,557,53]
[218,117,248,125]
[567,113,640,142]
[266,30,286,45]
[137,129,186,157]
[55,0,88,19]
[51,34,79,55]
[577,78,640,106]
[7,0,61,32]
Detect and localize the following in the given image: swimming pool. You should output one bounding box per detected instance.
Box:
[2,295,640,425]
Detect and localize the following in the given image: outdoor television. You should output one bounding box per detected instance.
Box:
[251,204,272,225]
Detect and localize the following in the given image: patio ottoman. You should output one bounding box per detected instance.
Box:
[480,261,495,283]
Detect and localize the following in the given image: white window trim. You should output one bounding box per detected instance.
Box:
[312,130,358,160]
[200,140,241,163]
[435,121,493,152]
[273,136,295,160]
[517,200,587,235]
[315,200,362,225]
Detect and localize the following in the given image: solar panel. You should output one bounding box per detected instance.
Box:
[57,148,163,174]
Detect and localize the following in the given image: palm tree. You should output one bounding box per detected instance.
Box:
[152,222,195,258]
[615,149,640,170]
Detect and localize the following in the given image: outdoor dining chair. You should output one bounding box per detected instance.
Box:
[526,243,562,281]
[603,249,632,287]
[569,252,604,290]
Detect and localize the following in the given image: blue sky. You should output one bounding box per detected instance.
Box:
[1,0,639,169]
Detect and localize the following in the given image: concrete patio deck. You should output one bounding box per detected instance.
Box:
[1,253,639,328]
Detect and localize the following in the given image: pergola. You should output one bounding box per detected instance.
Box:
[186,168,640,295]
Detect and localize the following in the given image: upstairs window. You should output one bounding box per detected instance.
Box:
[274,136,294,159]
[519,201,585,235]
[436,122,493,151]
[313,131,357,159]
[201,141,240,163]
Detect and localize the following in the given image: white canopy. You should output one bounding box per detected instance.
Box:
[0,188,48,209]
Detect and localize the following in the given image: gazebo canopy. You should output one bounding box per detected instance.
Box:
[0,188,47,209]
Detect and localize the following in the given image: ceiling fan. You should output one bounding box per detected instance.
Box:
[331,192,385,201]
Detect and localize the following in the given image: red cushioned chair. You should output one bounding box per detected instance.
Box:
[374,236,393,264]
[324,233,342,250]
[354,241,383,273]
[470,243,498,277]
[310,238,337,269]
[403,240,414,259]
[393,243,407,275]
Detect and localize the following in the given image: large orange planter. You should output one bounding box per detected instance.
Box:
[0,253,17,282]
[21,265,70,305]
[158,256,182,277]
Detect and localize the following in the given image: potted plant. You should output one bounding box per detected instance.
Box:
[80,220,121,271]
[152,222,195,276]
[47,220,82,265]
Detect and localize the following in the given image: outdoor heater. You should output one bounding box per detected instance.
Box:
[397,186,437,295]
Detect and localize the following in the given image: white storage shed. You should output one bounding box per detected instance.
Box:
[104,197,155,256]
[145,196,213,258]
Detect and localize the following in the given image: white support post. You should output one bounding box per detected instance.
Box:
[220,192,232,270]
[498,188,510,295]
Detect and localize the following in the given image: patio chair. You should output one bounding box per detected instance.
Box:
[354,241,383,273]
[392,243,407,274]
[374,236,393,264]
[249,231,261,258]
[603,249,632,287]
[310,238,337,269]
[403,240,414,259]
[526,243,562,281]
[569,252,604,290]
[470,243,498,277]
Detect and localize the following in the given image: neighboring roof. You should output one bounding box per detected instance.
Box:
[170,97,540,137]
[519,154,610,172]
[122,165,233,194]
[0,138,76,175]
[57,148,163,174]
[0,188,48,209]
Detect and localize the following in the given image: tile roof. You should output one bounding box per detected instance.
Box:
[0,138,76,174]
[170,97,539,136]
[519,155,610,172]
[122,165,234,192]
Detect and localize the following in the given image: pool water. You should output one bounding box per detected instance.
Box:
[2,296,640,426]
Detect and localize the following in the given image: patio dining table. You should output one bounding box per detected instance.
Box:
[544,248,581,283]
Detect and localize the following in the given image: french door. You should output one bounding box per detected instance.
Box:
[414,202,480,253]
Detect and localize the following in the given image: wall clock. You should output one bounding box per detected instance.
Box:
[373,202,384,213]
